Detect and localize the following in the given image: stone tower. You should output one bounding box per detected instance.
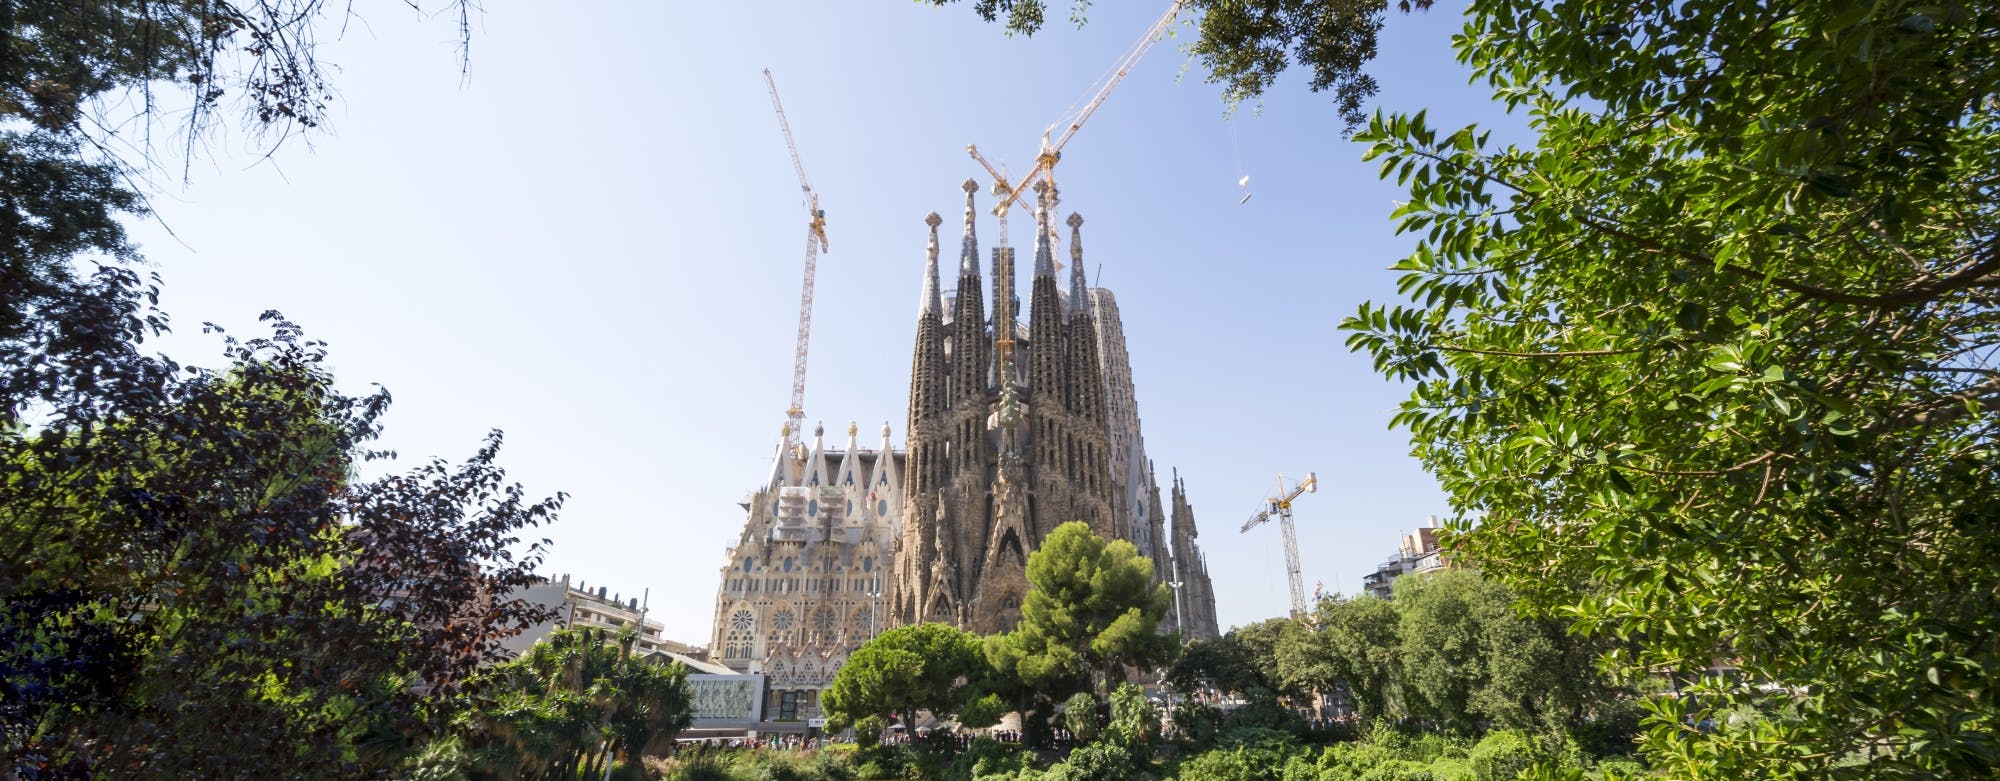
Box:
[891,181,1206,637]
[1168,469,1222,641]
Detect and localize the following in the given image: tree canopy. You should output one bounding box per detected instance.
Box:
[820,622,992,742]
[2,321,561,778]
[1340,0,2000,776]
[433,627,692,781]
[986,521,1173,702]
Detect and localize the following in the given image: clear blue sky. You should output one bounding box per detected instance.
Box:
[127,1,1526,644]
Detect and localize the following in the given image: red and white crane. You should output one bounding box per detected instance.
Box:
[763,68,829,453]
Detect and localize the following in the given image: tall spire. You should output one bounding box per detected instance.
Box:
[1031,180,1056,279]
[951,179,992,404]
[959,178,981,276]
[1065,213,1089,314]
[920,211,943,317]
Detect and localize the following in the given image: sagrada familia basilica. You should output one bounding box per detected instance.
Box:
[708,180,1219,719]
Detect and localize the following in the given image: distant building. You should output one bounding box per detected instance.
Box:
[1361,520,1449,599]
[502,575,701,659]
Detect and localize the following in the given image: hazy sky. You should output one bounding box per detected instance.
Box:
[126,1,1527,644]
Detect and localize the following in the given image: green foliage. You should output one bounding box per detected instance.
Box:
[1174,727,1302,781]
[1167,618,1310,729]
[654,753,734,781]
[948,737,1040,781]
[1466,731,1540,781]
[1042,739,1139,781]
[1393,571,1620,737]
[924,0,1433,130]
[2,1,478,168]
[1107,682,1159,747]
[821,622,991,742]
[2,324,562,778]
[1175,572,1631,749]
[444,627,693,781]
[989,522,1173,703]
[1063,692,1102,741]
[1340,0,2000,776]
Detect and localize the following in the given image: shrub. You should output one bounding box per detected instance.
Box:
[948,737,1038,781]
[1044,740,1140,781]
[1108,684,1158,746]
[1424,757,1477,781]
[737,750,808,781]
[1063,693,1102,742]
[1176,729,1308,781]
[804,749,857,781]
[1468,731,1540,781]
[855,716,889,748]
[652,753,732,781]
[854,761,890,780]
[1354,759,1433,781]
[1316,741,1405,779]
[1590,755,1646,780]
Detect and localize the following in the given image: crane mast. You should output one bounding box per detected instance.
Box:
[1241,472,1319,618]
[763,68,828,453]
[968,0,1183,247]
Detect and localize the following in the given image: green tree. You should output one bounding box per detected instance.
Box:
[1296,595,1401,722]
[820,622,990,743]
[988,521,1173,702]
[1339,1,2000,774]
[446,627,692,781]
[2,323,563,778]
[1393,570,1615,737]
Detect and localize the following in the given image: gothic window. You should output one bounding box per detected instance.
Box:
[768,608,797,649]
[724,609,756,659]
[810,606,838,644]
[877,499,888,516]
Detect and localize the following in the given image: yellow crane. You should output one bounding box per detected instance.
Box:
[762,68,829,453]
[967,0,1184,249]
[1241,472,1319,619]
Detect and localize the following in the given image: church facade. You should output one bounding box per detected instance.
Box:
[707,423,902,721]
[888,180,1219,639]
[706,180,1221,716]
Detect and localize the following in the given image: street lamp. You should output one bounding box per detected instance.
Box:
[865,588,881,638]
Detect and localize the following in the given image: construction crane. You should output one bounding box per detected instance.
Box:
[762,68,829,454]
[967,0,1184,248]
[1241,472,1319,619]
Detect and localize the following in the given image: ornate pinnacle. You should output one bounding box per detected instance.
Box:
[959,179,980,276]
[921,212,945,317]
[1066,212,1089,312]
